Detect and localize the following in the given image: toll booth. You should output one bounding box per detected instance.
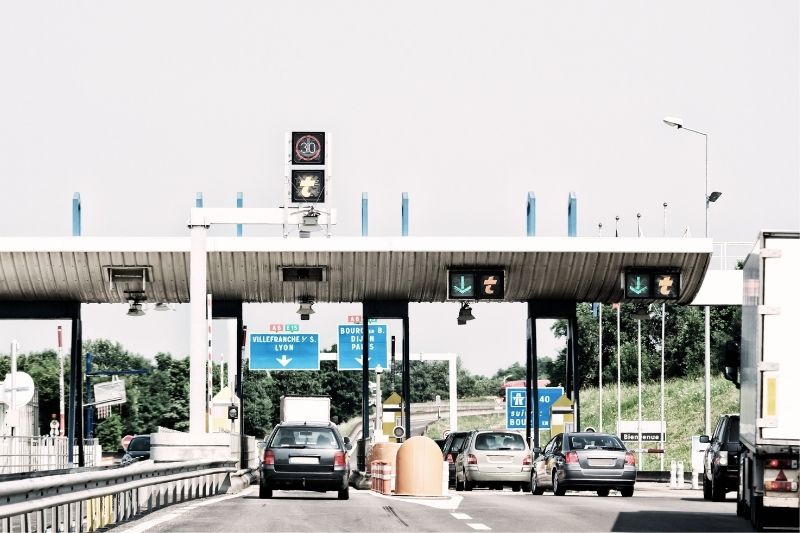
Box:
[549,395,574,436]
[382,392,403,442]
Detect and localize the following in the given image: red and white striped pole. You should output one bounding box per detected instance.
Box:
[57,326,65,437]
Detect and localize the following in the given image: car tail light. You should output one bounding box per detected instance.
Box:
[468,454,478,465]
[564,451,579,464]
[625,452,636,466]
[523,455,532,466]
[334,451,346,467]
[767,458,798,469]
[263,449,275,466]
[447,453,454,464]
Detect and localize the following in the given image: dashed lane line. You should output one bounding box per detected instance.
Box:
[466,524,491,531]
[451,513,472,520]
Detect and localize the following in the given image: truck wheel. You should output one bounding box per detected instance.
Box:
[750,495,764,531]
[620,487,634,497]
[702,470,712,500]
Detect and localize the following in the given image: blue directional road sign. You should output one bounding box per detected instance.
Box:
[249,333,319,371]
[337,324,388,371]
[505,387,564,431]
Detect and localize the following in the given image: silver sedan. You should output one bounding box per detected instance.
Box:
[531,432,636,497]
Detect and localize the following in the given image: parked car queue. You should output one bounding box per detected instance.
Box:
[443,430,637,497]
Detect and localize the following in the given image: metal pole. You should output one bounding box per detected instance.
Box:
[360,311,370,471]
[448,355,457,433]
[704,133,708,239]
[637,318,643,468]
[705,305,711,435]
[85,352,93,439]
[375,367,382,436]
[238,323,246,468]
[599,304,603,432]
[616,304,621,435]
[661,303,666,471]
[402,316,411,439]
[58,326,65,436]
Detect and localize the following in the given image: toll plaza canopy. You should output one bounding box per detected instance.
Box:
[0,236,712,304]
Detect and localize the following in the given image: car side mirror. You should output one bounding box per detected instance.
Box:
[345,442,353,451]
[257,441,266,449]
[533,446,541,455]
[699,435,710,444]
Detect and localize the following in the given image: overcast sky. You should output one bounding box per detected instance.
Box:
[0,1,798,378]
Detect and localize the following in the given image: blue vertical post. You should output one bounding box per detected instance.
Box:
[568,192,577,237]
[236,192,243,237]
[196,192,203,208]
[72,193,81,236]
[526,192,536,236]
[401,192,409,236]
[361,192,368,236]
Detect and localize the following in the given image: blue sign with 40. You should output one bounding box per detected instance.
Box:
[505,387,564,431]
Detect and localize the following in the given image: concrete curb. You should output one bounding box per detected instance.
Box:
[222,469,259,494]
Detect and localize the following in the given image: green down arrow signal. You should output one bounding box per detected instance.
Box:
[629,276,648,295]
[453,275,472,294]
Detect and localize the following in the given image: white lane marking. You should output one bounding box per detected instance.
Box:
[123,489,248,533]
[467,524,491,531]
[451,513,472,520]
[367,490,463,510]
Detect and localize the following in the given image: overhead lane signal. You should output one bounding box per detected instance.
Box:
[448,269,505,300]
[623,270,681,300]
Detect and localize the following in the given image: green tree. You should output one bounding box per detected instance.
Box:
[95,413,124,451]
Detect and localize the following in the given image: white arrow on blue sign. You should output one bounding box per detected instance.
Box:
[249,333,319,371]
[505,387,564,431]
[337,324,388,371]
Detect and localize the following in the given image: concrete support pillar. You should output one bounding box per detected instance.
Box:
[190,225,209,433]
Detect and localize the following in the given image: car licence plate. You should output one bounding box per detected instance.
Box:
[289,456,319,465]
[588,459,615,467]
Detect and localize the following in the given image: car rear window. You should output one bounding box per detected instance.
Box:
[569,435,625,450]
[727,418,740,443]
[128,437,150,452]
[474,432,525,451]
[272,428,339,449]
[451,435,467,452]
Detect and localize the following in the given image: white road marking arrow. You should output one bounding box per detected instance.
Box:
[276,355,293,367]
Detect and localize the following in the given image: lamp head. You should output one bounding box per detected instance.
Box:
[297,300,315,320]
[126,301,145,317]
[707,191,722,203]
[457,302,475,325]
[663,116,684,129]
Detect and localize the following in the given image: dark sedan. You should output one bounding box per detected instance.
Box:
[441,431,470,488]
[259,422,352,500]
[531,432,636,497]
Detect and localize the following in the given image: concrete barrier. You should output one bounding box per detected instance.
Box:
[150,432,231,462]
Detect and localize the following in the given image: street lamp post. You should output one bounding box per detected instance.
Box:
[663,117,721,436]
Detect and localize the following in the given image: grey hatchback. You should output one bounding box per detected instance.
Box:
[531,432,636,497]
[259,422,352,500]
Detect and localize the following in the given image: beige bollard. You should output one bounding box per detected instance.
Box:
[394,436,444,496]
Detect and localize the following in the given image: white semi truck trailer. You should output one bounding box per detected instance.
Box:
[728,231,799,530]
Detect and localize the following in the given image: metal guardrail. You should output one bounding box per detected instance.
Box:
[0,459,237,532]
